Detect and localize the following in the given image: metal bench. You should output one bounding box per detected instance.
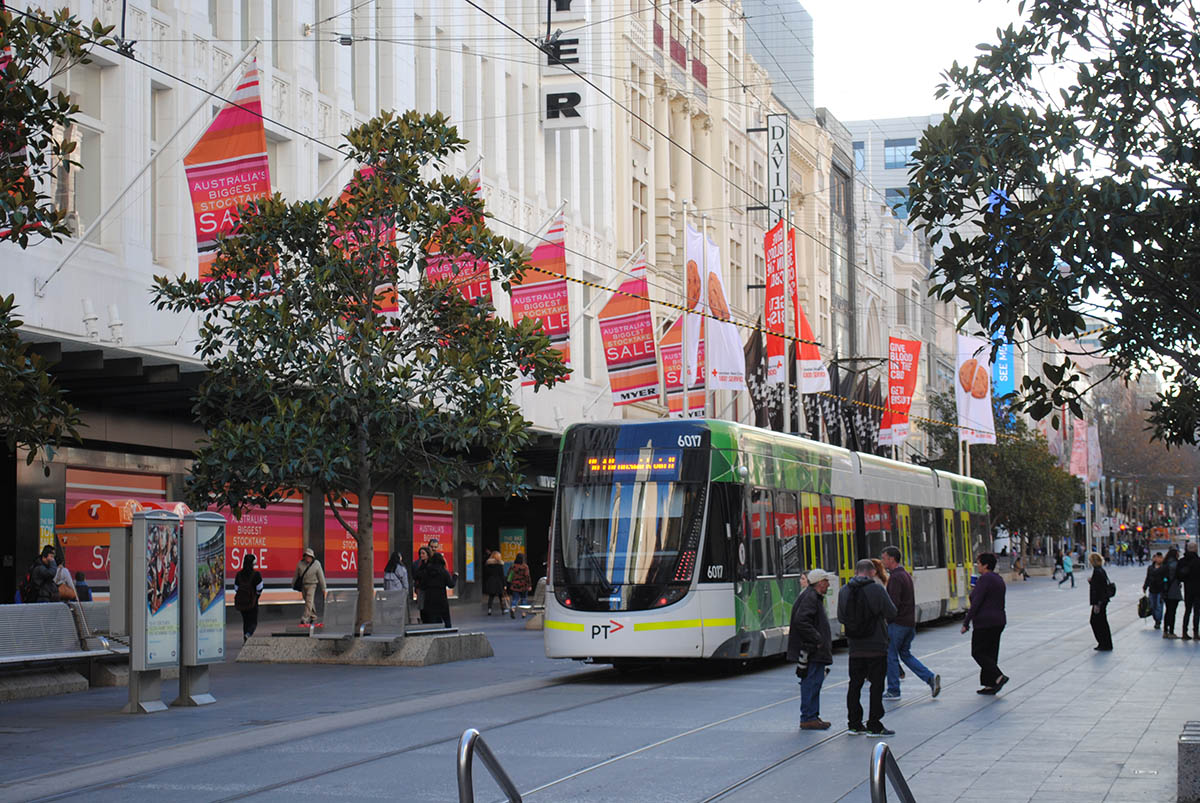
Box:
[0,603,122,665]
[311,590,357,652]
[66,600,129,655]
[360,590,408,655]
[516,577,546,617]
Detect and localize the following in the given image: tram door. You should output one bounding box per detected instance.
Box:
[944,509,961,609]
[835,497,855,583]
[897,505,913,571]
[958,511,973,574]
[800,493,822,572]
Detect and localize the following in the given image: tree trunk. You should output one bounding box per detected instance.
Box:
[355,494,374,629]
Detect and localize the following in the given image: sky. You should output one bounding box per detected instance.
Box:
[794,0,1026,121]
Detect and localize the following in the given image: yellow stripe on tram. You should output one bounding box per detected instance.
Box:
[544,620,586,632]
[632,618,736,632]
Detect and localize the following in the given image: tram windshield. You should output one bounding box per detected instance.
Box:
[555,480,705,610]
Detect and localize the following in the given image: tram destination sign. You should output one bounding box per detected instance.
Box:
[582,449,681,482]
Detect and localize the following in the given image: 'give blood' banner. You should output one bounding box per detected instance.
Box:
[764,220,787,384]
[880,337,921,447]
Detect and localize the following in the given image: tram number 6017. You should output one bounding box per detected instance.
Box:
[677,434,702,447]
[706,565,724,580]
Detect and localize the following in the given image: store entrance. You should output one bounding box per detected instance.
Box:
[481,493,554,590]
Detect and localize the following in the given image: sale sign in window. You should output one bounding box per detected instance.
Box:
[323,494,390,582]
[413,496,454,574]
[217,495,305,584]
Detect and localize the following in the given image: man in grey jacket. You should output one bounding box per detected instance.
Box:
[837,559,898,736]
[786,569,835,730]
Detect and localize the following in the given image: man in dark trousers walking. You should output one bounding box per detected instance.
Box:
[881,546,940,699]
[838,559,898,736]
[961,552,1009,694]
[787,568,835,730]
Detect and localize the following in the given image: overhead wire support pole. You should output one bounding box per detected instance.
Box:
[34,39,261,297]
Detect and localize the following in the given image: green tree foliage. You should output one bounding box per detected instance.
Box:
[0,6,114,244]
[906,0,1200,444]
[153,111,567,626]
[920,392,1083,550]
[0,295,80,462]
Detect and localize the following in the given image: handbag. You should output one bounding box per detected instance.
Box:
[57,583,77,601]
[1137,594,1151,619]
[292,562,312,592]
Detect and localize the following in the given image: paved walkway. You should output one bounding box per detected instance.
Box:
[0,565,1193,802]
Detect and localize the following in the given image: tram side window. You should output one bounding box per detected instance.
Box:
[909,506,934,568]
[801,493,824,570]
[863,501,896,560]
[969,513,990,563]
[747,487,777,578]
[775,491,802,575]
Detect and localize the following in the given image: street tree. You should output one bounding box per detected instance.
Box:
[920,392,1084,555]
[0,7,110,461]
[152,111,568,627]
[906,0,1200,445]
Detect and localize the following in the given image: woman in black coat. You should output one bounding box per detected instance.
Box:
[1088,552,1113,651]
[482,551,506,615]
[417,552,457,627]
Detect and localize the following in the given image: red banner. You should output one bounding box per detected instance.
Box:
[880,337,921,447]
[323,494,390,581]
[424,166,492,306]
[183,63,271,280]
[413,496,455,573]
[659,314,705,417]
[598,257,658,405]
[511,213,569,385]
[764,220,787,384]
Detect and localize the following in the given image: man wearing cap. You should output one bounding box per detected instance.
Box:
[294,547,327,626]
[786,569,835,730]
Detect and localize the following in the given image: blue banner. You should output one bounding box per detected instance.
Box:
[992,340,1015,397]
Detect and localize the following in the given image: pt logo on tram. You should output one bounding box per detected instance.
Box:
[590,620,624,639]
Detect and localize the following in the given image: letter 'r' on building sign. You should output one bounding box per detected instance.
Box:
[766,113,790,226]
[543,82,588,130]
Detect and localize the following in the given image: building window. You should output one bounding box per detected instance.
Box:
[150,86,171,263]
[895,289,909,327]
[49,65,104,240]
[689,7,705,59]
[883,137,916,170]
[631,178,648,250]
[885,187,909,219]
[629,64,649,144]
[853,141,864,172]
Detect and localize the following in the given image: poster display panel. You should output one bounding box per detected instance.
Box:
[133,513,181,671]
[499,526,526,564]
[413,496,455,573]
[185,516,226,665]
[322,494,390,582]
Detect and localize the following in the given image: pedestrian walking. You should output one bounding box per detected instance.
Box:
[787,569,835,730]
[416,551,457,627]
[961,552,1009,695]
[507,553,532,618]
[1163,547,1183,638]
[1144,552,1166,629]
[1012,554,1030,582]
[880,546,940,700]
[1178,543,1200,640]
[1052,550,1063,580]
[1088,552,1114,651]
[483,551,507,615]
[293,547,327,626]
[1058,552,1075,588]
[233,553,264,642]
[837,559,898,736]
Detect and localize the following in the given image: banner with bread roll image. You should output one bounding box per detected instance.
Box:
[704,235,748,391]
[955,334,997,444]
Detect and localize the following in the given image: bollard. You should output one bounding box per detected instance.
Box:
[1180,722,1200,803]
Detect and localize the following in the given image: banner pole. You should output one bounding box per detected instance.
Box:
[701,213,712,419]
[681,199,691,419]
[36,40,261,296]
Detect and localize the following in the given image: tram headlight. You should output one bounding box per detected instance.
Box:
[651,586,688,608]
[554,587,574,608]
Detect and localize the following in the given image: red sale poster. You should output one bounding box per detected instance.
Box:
[215,495,305,584]
[510,213,569,385]
[413,496,455,573]
[322,494,390,581]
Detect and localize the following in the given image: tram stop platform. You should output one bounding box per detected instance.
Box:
[0,565,1195,802]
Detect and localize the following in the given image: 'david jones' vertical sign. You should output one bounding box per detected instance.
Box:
[766,114,790,227]
[542,0,589,131]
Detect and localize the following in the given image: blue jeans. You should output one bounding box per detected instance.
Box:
[800,664,827,721]
[887,623,935,695]
[512,591,528,608]
[1149,591,1164,625]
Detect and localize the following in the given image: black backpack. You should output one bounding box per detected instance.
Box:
[18,564,39,603]
[842,583,874,638]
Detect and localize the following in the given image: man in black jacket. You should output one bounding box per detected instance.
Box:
[28,546,60,603]
[1179,543,1200,640]
[838,559,898,736]
[787,568,834,731]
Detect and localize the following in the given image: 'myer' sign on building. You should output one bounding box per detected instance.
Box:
[543,0,589,130]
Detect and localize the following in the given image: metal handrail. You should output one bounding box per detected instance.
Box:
[870,742,917,803]
[457,728,522,803]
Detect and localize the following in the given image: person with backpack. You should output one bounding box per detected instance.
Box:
[1143,552,1166,629]
[507,553,532,619]
[837,559,898,736]
[961,552,1009,694]
[787,568,835,730]
[21,545,60,603]
[233,553,264,642]
[1087,552,1114,651]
